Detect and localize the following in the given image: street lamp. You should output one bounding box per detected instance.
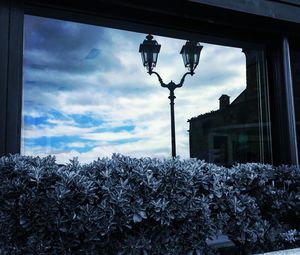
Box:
[139,34,203,157]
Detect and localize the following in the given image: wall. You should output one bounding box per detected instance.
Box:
[190,0,300,24]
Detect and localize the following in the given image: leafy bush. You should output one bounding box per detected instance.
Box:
[0,154,299,254]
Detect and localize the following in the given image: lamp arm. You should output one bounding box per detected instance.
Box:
[149,71,168,88]
[177,71,193,88]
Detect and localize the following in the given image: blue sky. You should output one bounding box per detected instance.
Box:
[21,15,246,163]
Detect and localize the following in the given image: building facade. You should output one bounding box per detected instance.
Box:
[188,49,272,165]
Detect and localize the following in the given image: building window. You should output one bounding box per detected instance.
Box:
[21,15,272,164]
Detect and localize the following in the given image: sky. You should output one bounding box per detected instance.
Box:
[21,15,246,163]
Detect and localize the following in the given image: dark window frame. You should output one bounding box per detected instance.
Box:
[1,0,299,165]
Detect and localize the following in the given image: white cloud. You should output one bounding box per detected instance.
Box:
[66,142,87,148]
[23,123,96,139]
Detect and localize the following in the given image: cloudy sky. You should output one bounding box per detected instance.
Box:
[21,15,246,163]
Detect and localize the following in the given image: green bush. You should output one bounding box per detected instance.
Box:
[0,154,299,254]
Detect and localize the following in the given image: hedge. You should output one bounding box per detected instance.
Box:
[0,154,299,254]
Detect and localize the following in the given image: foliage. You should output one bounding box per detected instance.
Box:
[0,154,299,254]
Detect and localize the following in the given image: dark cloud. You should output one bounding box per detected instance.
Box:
[85,48,101,60]
[24,15,105,52]
[24,15,124,74]
[23,78,99,95]
[24,50,117,74]
[25,80,37,84]
[30,64,48,70]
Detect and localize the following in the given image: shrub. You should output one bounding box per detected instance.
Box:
[0,154,299,254]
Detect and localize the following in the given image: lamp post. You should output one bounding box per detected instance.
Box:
[139,34,203,157]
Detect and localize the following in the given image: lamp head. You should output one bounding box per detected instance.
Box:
[139,34,161,73]
[180,41,203,74]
